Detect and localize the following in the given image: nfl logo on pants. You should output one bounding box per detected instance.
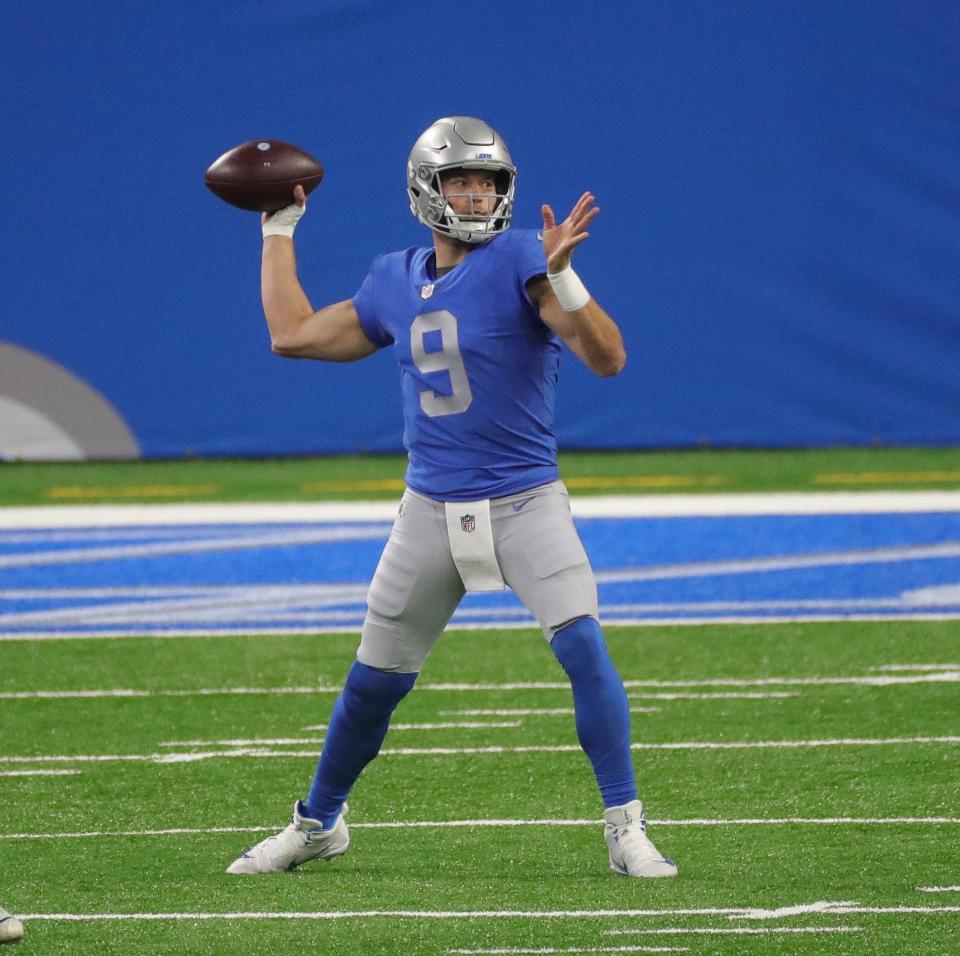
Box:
[460,514,476,533]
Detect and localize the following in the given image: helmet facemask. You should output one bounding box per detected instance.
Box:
[412,163,515,243]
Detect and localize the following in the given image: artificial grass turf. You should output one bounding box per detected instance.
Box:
[2,446,960,505]
[2,623,958,953]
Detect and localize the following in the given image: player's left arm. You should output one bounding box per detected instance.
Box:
[526,192,627,378]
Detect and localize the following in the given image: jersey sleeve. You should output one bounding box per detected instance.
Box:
[352,260,394,348]
[512,229,549,309]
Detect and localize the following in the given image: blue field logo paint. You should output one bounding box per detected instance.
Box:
[2,511,960,637]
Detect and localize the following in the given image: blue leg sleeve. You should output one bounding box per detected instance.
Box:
[550,617,637,808]
[304,661,417,827]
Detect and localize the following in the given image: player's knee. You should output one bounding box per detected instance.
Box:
[343,660,417,717]
[550,616,608,679]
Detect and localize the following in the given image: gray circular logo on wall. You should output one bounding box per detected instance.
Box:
[0,342,139,460]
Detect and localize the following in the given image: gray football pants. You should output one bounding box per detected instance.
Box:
[357,480,599,673]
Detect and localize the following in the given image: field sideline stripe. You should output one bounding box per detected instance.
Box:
[4,817,960,840]
[17,903,960,921]
[4,490,960,528]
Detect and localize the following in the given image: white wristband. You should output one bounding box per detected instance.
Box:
[262,202,306,239]
[547,265,591,311]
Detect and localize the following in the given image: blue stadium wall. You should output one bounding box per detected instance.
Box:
[2,1,959,459]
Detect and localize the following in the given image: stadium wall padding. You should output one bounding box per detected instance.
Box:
[2,0,959,459]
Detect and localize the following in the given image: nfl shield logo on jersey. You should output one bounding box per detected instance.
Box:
[420,283,435,300]
[460,514,476,533]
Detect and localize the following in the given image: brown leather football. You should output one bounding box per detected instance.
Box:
[204,140,324,212]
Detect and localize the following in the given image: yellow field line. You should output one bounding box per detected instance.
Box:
[814,471,960,486]
[43,475,730,500]
[46,484,224,500]
[563,475,728,489]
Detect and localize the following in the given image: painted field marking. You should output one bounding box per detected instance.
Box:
[627,693,796,700]
[814,471,960,486]
[2,736,958,767]
[45,484,224,500]
[446,947,687,954]
[603,926,860,936]
[917,886,960,893]
[158,724,522,746]
[5,490,960,529]
[563,475,727,489]
[0,687,342,700]
[0,526,391,570]
[7,611,960,641]
[3,668,959,700]
[438,709,661,717]
[0,770,80,778]
[594,543,960,585]
[17,901,960,921]
[5,818,960,842]
[872,663,960,672]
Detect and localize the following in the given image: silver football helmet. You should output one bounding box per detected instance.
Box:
[407,116,516,243]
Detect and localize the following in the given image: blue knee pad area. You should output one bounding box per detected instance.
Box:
[551,617,637,808]
[305,661,417,827]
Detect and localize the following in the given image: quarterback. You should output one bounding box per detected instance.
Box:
[227,117,677,878]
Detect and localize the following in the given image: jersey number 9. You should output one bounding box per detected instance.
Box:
[410,311,474,418]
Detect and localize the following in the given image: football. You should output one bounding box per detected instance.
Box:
[204,140,324,212]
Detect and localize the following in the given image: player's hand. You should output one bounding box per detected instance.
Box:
[262,184,307,237]
[540,192,600,273]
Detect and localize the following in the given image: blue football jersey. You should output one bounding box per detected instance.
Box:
[352,228,561,502]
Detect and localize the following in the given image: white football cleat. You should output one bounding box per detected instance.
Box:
[226,801,349,875]
[0,907,24,944]
[604,800,678,878]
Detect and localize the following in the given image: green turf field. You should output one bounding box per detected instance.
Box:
[2,620,958,953]
[2,445,960,504]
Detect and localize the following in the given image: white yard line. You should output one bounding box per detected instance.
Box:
[17,901,960,921]
[917,886,960,893]
[603,927,860,936]
[627,693,796,700]
[3,669,958,700]
[0,686,341,700]
[872,663,960,672]
[438,709,661,716]
[447,948,687,954]
[5,490,960,528]
[0,769,80,778]
[159,724,522,745]
[4,818,960,841]
[1,736,958,767]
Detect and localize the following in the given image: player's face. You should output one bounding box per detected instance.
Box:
[440,169,498,220]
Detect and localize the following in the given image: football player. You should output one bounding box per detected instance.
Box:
[227,117,677,879]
